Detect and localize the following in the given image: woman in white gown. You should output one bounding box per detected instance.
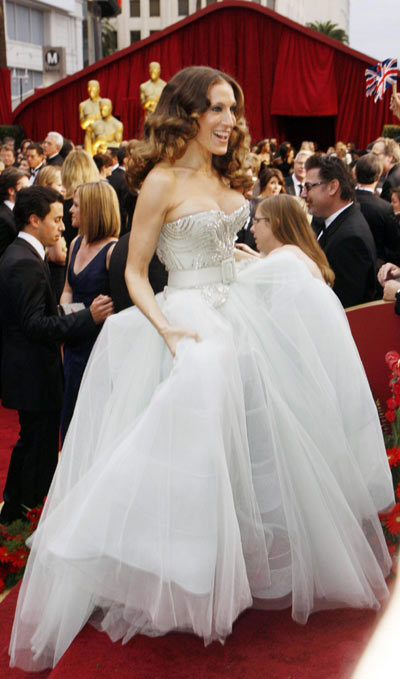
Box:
[10,66,394,671]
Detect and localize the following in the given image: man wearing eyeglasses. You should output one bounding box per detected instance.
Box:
[302,155,376,308]
[371,137,400,203]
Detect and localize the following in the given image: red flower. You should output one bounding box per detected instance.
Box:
[387,398,397,410]
[0,577,5,594]
[393,382,400,395]
[384,503,400,534]
[8,548,28,570]
[26,508,41,523]
[0,546,10,562]
[386,447,400,467]
[386,410,397,423]
[394,394,400,408]
[386,351,400,377]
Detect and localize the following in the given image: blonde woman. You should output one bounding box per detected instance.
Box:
[35,166,68,300]
[60,181,119,440]
[60,149,100,248]
[36,165,65,196]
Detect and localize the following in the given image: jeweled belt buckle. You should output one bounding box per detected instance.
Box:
[221,258,236,284]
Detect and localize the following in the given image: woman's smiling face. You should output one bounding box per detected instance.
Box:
[195,80,237,156]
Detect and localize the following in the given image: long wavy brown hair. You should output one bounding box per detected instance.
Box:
[126,66,250,190]
[258,194,335,286]
[258,165,287,195]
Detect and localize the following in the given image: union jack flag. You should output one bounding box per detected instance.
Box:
[365,64,380,97]
[365,58,398,102]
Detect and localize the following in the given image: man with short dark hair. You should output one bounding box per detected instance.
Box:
[108,145,131,235]
[302,155,376,307]
[0,167,30,257]
[371,137,400,202]
[26,143,45,185]
[0,186,113,523]
[355,153,400,266]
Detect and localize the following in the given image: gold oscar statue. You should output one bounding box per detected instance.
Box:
[139,62,167,117]
[79,80,102,155]
[91,99,124,154]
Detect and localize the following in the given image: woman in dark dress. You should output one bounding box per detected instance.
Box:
[60,181,119,440]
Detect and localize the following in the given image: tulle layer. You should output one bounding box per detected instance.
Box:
[9,252,394,671]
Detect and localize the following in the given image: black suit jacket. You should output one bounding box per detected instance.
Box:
[0,203,17,258]
[284,175,296,196]
[235,198,258,250]
[381,164,400,202]
[0,238,97,411]
[108,233,167,313]
[317,203,377,308]
[355,188,400,264]
[46,153,64,167]
[108,168,130,235]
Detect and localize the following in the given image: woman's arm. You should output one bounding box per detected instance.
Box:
[105,240,117,270]
[125,169,199,355]
[235,243,262,259]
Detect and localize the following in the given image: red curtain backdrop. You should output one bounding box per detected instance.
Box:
[0,68,12,125]
[11,1,396,148]
[271,29,338,116]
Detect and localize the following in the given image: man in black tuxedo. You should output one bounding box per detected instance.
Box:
[0,167,30,258]
[355,153,400,266]
[371,137,400,202]
[302,155,376,308]
[26,143,45,185]
[285,150,312,197]
[108,146,136,236]
[42,131,64,166]
[0,187,113,523]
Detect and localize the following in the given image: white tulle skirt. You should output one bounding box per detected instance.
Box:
[9,252,394,671]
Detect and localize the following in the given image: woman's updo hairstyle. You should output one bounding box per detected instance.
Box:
[127,65,250,190]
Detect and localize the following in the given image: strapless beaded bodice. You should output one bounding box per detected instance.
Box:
[156,203,249,307]
[157,203,249,272]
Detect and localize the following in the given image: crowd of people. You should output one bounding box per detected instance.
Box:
[0,67,399,673]
[2,126,400,311]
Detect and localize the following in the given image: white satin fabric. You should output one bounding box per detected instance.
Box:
[9,206,394,671]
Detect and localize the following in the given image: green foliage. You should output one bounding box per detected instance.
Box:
[306,20,349,45]
[101,19,118,58]
[0,506,43,593]
[383,125,400,139]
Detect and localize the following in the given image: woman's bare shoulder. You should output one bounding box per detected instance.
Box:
[142,164,177,191]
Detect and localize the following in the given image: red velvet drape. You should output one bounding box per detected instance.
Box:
[0,68,12,125]
[271,29,338,116]
[11,1,397,148]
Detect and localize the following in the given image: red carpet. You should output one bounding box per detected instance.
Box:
[0,582,385,679]
[0,404,18,499]
[0,404,389,678]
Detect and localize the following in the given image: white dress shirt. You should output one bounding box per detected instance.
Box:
[18,231,46,260]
